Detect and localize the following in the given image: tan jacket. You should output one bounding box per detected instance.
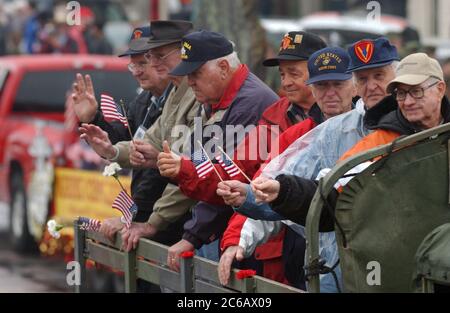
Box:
[114,77,203,231]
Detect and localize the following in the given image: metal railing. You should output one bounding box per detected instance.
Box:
[74,221,304,293]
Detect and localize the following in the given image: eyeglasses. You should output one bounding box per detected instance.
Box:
[144,48,179,64]
[394,81,440,101]
[127,61,149,73]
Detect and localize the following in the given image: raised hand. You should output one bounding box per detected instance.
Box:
[79,123,116,159]
[71,74,98,123]
[157,141,181,178]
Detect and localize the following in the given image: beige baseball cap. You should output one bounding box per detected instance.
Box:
[386,53,444,93]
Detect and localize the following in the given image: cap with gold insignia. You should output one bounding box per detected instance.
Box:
[346,37,399,73]
[170,30,233,76]
[263,31,326,67]
[306,47,352,85]
[118,26,152,57]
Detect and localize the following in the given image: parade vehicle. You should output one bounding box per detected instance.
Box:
[0,54,137,256]
[305,123,450,292]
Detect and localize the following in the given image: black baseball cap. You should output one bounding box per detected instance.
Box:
[146,20,194,50]
[263,31,327,67]
[118,26,152,57]
[170,30,233,76]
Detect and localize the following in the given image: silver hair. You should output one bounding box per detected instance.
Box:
[205,51,241,70]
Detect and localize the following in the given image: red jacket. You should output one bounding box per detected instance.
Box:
[176,98,318,205]
[220,118,318,284]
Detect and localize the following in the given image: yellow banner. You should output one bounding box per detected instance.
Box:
[53,167,132,222]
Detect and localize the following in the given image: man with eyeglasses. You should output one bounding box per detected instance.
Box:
[78,20,202,252]
[72,25,172,233]
[214,37,400,292]
[249,52,450,255]
[338,52,450,159]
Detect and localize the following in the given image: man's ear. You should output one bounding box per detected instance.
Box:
[437,80,447,98]
[218,59,231,77]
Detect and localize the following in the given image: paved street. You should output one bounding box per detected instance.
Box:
[0,203,70,293]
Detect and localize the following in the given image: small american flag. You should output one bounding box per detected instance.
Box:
[112,190,137,228]
[191,149,214,178]
[78,217,102,232]
[100,94,128,127]
[215,152,240,177]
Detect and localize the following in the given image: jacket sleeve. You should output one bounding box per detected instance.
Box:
[182,201,234,249]
[234,184,285,221]
[176,124,276,204]
[147,184,197,231]
[220,212,283,258]
[270,174,339,232]
[91,110,131,144]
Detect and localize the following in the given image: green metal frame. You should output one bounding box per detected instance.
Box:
[74,225,304,293]
[305,123,450,293]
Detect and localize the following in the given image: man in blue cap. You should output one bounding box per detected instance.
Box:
[217,37,400,292]
[216,46,356,289]
[156,30,279,271]
[78,20,201,247]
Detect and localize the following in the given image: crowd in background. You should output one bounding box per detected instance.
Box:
[0,0,113,55]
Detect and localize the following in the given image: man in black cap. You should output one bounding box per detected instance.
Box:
[78,20,201,253]
[72,25,171,236]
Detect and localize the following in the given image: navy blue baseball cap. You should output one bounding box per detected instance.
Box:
[306,47,352,85]
[118,26,152,57]
[346,37,399,73]
[170,30,233,76]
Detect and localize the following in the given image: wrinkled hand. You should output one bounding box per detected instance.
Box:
[216,180,248,207]
[251,176,280,203]
[218,245,244,285]
[99,217,124,242]
[157,141,181,178]
[129,140,158,168]
[71,73,98,123]
[79,123,116,159]
[167,239,194,272]
[120,222,157,252]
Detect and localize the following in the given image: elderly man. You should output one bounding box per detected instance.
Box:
[78,20,199,249]
[156,30,278,271]
[246,52,450,292]
[217,37,400,292]
[158,31,326,205]
[72,24,173,231]
[215,46,356,288]
[158,31,326,284]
